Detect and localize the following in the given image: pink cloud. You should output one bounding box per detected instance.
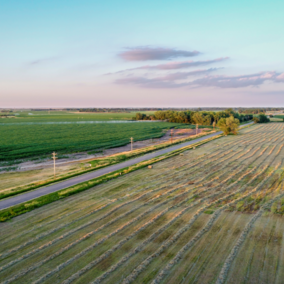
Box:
[106,57,229,75]
[116,71,284,89]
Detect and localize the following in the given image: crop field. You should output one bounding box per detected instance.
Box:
[0,111,202,162]
[0,122,187,161]
[1,123,284,283]
[0,111,141,122]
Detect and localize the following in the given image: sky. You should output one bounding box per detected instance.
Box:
[1,0,284,108]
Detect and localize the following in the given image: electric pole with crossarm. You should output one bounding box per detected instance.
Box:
[130,137,133,151]
[52,152,57,178]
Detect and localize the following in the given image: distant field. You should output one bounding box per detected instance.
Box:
[0,110,144,123]
[270,117,283,122]
[1,123,284,283]
[274,115,284,120]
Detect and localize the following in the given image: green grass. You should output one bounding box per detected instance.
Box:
[0,122,189,161]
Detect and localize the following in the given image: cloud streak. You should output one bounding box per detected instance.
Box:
[192,72,284,88]
[106,57,228,75]
[132,57,229,70]
[116,71,284,89]
[119,47,200,61]
[28,56,59,66]
[115,68,218,88]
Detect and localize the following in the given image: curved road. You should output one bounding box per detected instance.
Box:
[0,123,253,210]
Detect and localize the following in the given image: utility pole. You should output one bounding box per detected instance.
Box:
[170,129,174,143]
[52,152,57,178]
[196,124,198,135]
[130,137,133,151]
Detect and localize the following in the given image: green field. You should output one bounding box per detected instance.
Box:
[0,111,205,162]
[0,110,142,123]
[1,123,284,283]
[0,122,186,161]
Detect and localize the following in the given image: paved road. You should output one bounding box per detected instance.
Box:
[0,123,253,210]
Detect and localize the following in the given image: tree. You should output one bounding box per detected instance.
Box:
[217,116,240,135]
[253,117,260,123]
[258,114,270,123]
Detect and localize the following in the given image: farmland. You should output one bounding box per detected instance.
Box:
[0,122,184,161]
[0,111,205,162]
[0,110,141,122]
[0,123,284,283]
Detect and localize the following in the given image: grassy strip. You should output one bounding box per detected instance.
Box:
[0,130,217,200]
[0,134,222,222]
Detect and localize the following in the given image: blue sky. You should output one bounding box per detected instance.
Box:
[1,0,284,107]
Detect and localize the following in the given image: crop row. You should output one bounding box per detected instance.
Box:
[121,159,279,284]
[6,169,223,284]
[61,149,270,284]
[0,178,192,271]
[150,165,281,284]
[1,139,266,283]
[69,163,261,284]
[215,190,284,284]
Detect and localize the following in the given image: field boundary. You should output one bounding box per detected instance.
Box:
[0,134,223,222]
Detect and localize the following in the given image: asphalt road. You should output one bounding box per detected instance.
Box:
[0,123,253,210]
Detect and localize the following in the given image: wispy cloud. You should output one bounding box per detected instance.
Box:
[105,58,228,75]
[28,56,60,66]
[153,68,219,80]
[132,57,228,70]
[115,71,284,89]
[192,72,284,88]
[115,68,218,88]
[119,47,200,61]
[116,76,187,88]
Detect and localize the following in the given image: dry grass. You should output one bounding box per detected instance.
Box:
[0,123,284,284]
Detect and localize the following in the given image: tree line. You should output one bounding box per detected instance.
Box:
[132,109,253,126]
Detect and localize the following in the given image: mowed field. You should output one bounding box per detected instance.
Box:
[1,123,284,284]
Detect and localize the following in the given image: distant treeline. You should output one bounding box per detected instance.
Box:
[2,107,283,113]
[76,107,283,113]
[239,108,267,114]
[132,109,253,125]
